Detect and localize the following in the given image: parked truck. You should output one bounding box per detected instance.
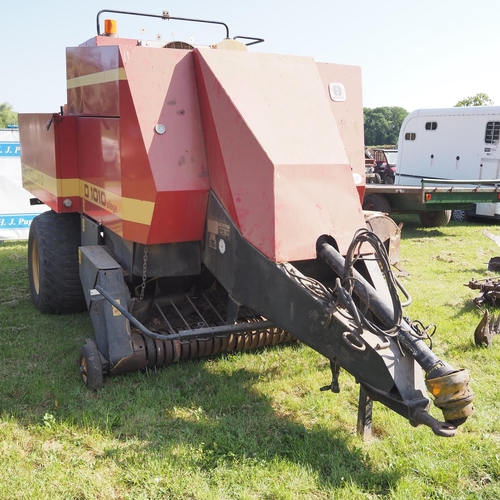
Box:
[18,9,474,437]
[363,106,500,226]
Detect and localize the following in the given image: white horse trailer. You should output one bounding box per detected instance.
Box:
[396,106,500,217]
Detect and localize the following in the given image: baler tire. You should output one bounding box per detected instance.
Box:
[362,194,391,214]
[79,339,103,390]
[418,210,452,228]
[28,211,86,314]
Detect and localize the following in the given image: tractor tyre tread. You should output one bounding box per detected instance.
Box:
[28,210,86,314]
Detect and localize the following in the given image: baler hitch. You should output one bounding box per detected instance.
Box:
[317,230,475,434]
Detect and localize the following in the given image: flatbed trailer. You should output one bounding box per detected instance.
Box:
[363,178,500,227]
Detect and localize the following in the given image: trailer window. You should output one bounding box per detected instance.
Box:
[485,122,500,144]
[405,132,416,140]
[425,121,437,131]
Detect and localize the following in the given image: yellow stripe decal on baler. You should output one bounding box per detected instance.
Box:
[66,68,127,89]
[22,164,154,225]
[81,180,154,225]
[22,164,80,198]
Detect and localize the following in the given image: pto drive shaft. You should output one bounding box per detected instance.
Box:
[317,238,475,427]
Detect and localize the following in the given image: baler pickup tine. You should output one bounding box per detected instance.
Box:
[185,294,210,327]
[95,285,277,341]
[202,292,227,325]
[168,298,191,330]
[154,302,176,335]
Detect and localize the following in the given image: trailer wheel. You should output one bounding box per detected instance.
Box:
[363,194,391,213]
[28,211,86,314]
[79,339,104,390]
[451,209,469,222]
[418,210,452,227]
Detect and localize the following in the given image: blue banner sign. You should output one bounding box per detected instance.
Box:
[0,142,21,156]
[0,213,37,229]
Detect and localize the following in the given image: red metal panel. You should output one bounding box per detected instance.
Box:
[66,45,121,117]
[78,117,123,233]
[118,46,209,244]
[194,49,365,261]
[148,190,209,243]
[19,113,80,213]
[194,57,239,226]
[65,42,209,244]
[79,36,139,48]
[316,62,366,201]
[116,87,155,204]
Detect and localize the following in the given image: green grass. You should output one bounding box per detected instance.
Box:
[1,217,500,499]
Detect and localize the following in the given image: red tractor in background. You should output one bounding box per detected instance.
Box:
[372,148,398,184]
[19,10,473,438]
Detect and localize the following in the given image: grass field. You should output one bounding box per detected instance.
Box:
[1,215,500,499]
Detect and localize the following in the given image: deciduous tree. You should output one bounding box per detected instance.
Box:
[363,106,408,146]
[0,102,18,128]
[455,93,494,107]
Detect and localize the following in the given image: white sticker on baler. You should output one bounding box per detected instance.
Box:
[219,238,226,254]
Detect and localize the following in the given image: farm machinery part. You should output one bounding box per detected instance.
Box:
[19,9,474,437]
[466,277,500,347]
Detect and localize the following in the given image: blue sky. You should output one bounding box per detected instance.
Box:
[2,0,500,114]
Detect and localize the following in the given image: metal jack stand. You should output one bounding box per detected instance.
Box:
[357,385,373,441]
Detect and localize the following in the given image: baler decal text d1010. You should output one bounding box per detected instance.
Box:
[80,180,154,225]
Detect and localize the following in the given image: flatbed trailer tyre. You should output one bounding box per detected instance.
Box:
[418,210,452,228]
[28,211,86,314]
[362,193,391,213]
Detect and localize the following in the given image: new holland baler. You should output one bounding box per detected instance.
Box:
[19,10,474,437]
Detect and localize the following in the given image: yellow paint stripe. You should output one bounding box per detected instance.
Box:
[21,164,154,226]
[67,68,127,89]
[22,164,80,197]
[122,198,155,225]
[82,180,155,225]
[59,178,81,197]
